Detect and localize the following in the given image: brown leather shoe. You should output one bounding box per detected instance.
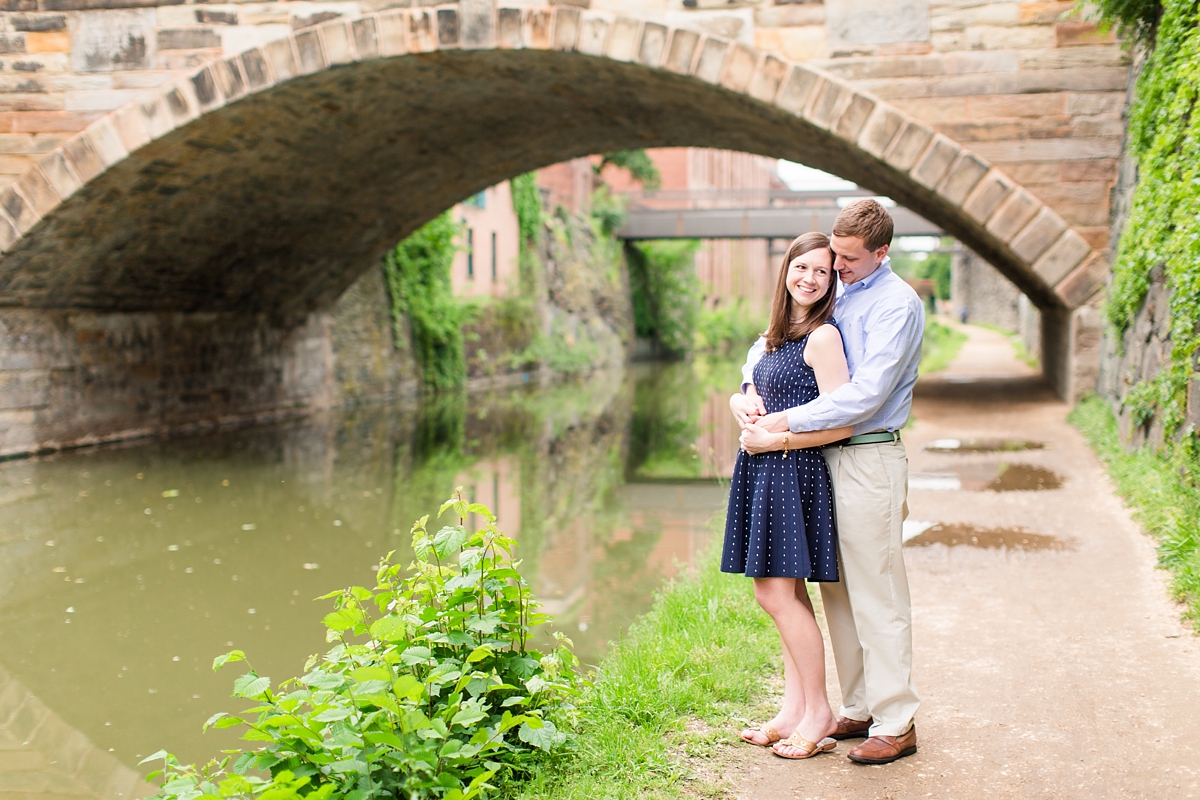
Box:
[829,716,873,740]
[847,725,917,764]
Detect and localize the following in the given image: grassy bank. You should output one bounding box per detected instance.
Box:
[515,545,780,799]
[1070,396,1200,627]
[920,318,967,374]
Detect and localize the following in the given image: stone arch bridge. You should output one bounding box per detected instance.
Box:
[0,1,1127,456]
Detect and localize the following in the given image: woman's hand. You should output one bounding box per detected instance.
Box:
[739,422,779,455]
[730,388,766,426]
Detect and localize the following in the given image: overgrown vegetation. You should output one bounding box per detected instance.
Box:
[920,319,968,374]
[143,492,582,800]
[513,544,780,799]
[627,240,702,357]
[1070,396,1200,626]
[1100,0,1200,440]
[891,247,951,302]
[596,151,662,190]
[510,173,544,295]
[383,213,467,393]
[693,302,768,355]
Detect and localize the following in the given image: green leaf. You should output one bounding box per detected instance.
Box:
[350,666,392,683]
[323,608,363,632]
[518,719,566,751]
[400,646,434,666]
[368,616,406,643]
[232,673,270,699]
[349,586,374,602]
[299,669,345,690]
[450,703,488,728]
[392,675,423,701]
[138,750,169,765]
[202,712,228,731]
[466,645,494,663]
[313,706,353,722]
[433,525,468,559]
[212,651,245,671]
[500,695,527,707]
[466,503,496,521]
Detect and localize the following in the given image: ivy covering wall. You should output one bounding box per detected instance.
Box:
[1103,0,1200,439]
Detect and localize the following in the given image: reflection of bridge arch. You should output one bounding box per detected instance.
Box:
[0,6,1103,395]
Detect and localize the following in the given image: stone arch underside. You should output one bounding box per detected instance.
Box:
[0,6,1107,327]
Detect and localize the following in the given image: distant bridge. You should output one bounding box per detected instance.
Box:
[616,189,943,240]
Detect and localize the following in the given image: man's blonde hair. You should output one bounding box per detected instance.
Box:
[832,198,894,251]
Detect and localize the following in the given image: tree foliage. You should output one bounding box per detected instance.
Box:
[382,213,467,392]
[626,239,701,357]
[597,151,662,190]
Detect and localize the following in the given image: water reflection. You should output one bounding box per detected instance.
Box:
[0,358,741,790]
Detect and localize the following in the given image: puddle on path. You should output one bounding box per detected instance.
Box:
[926,438,1044,453]
[909,463,1063,492]
[905,522,1065,551]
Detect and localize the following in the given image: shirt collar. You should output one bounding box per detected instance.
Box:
[842,256,892,294]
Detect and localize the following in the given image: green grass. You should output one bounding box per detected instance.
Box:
[1070,396,1200,628]
[513,544,780,798]
[919,318,968,374]
[976,323,1040,369]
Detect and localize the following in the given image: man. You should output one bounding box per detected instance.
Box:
[732,198,924,764]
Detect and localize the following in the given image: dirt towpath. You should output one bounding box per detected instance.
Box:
[726,323,1200,799]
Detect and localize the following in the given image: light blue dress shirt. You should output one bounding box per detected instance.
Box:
[740,258,925,435]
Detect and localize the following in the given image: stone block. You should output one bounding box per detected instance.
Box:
[605,17,639,61]
[833,91,875,140]
[294,30,326,74]
[158,29,221,51]
[807,79,850,130]
[577,12,611,57]
[0,34,26,55]
[408,9,437,52]
[64,89,140,112]
[84,116,126,166]
[0,0,35,9]
[25,31,69,53]
[524,9,553,51]
[970,137,1122,163]
[638,22,667,67]
[720,43,757,93]
[436,8,459,48]
[36,150,79,199]
[240,47,270,88]
[828,0,931,47]
[0,210,17,250]
[109,102,150,151]
[985,188,1039,239]
[1054,21,1114,47]
[963,168,1014,223]
[459,0,494,50]
[137,94,174,139]
[0,369,50,409]
[1066,91,1124,116]
[496,8,522,49]
[754,24,827,61]
[190,65,221,108]
[884,120,933,171]
[552,7,580,52]
[320,21,354,64]
[1019,45,1128,70]
[163,81,198,126]
[775,63,820,116]
[1010,206,1068,263]
[264,37,299,81]
[195,9,237,26]
[12,160,57,217]
[1055,250,1107,307]
[693,36,728,83]
[12,14,66,32]
[664,28,699,74]
[0,182,35,232]
[755,5,826,27]
[1019,1,1076,25]
[69,9,155,73]
[910,134,957,190]
[376,12,409,57]
[856,104,904,158]
[932,4,1019,31]
[747,54,786,103]
[1033,228,1090,286]
[351,17,380,60]
[213,57,245,99]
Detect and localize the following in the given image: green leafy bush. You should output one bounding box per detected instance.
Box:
[693,301,766,354]
[142,492,582,800]
[919,319,967,374]
[596,150,661,190]
[383,213,468,392]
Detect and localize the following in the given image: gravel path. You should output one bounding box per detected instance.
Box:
[726,323,1200,799]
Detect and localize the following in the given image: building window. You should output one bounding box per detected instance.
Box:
[491,231,497,281]
[467,228,474,279]
[466,191,486,209]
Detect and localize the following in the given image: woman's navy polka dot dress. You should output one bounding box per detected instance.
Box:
[722,325,839,581]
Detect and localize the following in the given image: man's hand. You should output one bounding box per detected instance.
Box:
[739,423,777,455]
[730,391,766,427]
[756,411,790,433]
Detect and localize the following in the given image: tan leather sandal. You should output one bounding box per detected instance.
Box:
[771,732,837,759]
[738,724,782,747]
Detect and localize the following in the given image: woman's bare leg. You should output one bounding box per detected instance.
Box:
[741,577,806,744]
[753,577,835,753]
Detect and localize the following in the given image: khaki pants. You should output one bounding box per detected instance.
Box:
[819,440,919,737]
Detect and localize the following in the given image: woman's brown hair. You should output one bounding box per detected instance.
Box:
[763,232,837,352]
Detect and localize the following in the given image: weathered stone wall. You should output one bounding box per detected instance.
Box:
[951,246,1020,331]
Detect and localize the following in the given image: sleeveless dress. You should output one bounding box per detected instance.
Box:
[721,325,839,581]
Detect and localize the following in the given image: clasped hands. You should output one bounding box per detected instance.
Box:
[730,390,789,455]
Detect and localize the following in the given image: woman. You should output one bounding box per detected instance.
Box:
[721,231,853,760]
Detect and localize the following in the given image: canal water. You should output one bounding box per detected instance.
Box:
[0,358,742,790]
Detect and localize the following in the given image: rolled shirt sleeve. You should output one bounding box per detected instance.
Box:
[740,336,767,393]
[786,303,923,433]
